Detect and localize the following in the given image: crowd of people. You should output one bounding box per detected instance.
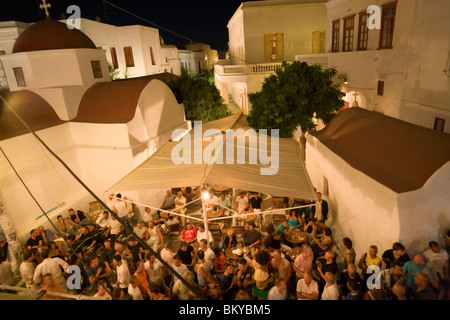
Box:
[0,188,449,301]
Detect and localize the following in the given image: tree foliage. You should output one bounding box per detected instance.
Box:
[247,61,345,138]
[167,70,231,122]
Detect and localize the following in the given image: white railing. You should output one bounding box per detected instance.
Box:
[294,53,329,67]
[215,62,284,75]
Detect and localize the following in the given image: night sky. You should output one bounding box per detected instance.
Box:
[0,0,262,52]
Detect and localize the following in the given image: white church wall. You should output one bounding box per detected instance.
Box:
[397,162,450,256]
[75,18,163,78]
[134,80,188,143]
[0,124,87,238]
[305,134,400,260]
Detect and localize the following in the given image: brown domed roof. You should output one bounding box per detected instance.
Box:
[12,17,96,53]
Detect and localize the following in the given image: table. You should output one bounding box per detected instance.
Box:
[315,221,327,230]
[287,246,303,261]
[206,208,224,219]
[225,246,248,260]
[226,247,239,260]
[213,185,231,192]
[285,230,307,245]
[237,212,257,223]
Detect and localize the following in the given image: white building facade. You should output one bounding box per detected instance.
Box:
[215,0,327,114]
[0,18,189,248]
[296,0,450,133]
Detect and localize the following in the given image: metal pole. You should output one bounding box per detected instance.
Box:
[201,192,210,245]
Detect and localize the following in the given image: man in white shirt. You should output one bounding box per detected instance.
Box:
[321,272,340,300]
[33,249,69,290]
[235,192,249,213]
[113,194,131,227]
[268,277,287,300]
[423,241,449,278]
[217,193,232,216]
[199,239,215,263]
[296,272,319,300]
[127,276,144,300]
[171,255,188,286]
[106,215,124,244]
[144,253,164,287]
[205,191,218,208]
[20,251,37,289]
[173,191,187,225]
[197,225,213,247]
[113,254,130,290]
[96,211,111,229]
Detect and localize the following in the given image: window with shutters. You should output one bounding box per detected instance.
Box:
[312,31,326,54]
[110,47,119,69]
[379,1,397,49]
[91,61,102,79]
[357,12,369,51]
[264,33,284,62]
[331,20,340,52]
[13,67,26,87]
[124,46,135,67]
[342,15,355,52]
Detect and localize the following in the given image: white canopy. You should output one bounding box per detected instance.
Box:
[108,114,318,201]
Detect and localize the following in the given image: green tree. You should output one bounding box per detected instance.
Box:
[108,62,121,80]
[167,70,231,122]
[247,61,345,138]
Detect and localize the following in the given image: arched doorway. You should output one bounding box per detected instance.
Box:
[342,90,367,111]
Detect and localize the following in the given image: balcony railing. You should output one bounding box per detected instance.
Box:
[294,53,329,67]
[215,62,284,75]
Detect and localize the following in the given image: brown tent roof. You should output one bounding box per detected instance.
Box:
[73,73,178,124]
[12,17,96,53]
[0,90,65,141]
[309,107,450,193]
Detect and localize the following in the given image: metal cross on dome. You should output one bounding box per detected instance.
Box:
[39,0,52,17]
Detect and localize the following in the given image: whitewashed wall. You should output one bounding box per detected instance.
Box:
[305,134,400,259]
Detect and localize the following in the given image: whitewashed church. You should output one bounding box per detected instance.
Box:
[0,12,189,265]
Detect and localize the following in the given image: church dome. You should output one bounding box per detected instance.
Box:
[12,17,96,53]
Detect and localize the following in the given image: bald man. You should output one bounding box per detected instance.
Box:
[321,272,340,300]
[411,273,437,300]
[403,254,438,289]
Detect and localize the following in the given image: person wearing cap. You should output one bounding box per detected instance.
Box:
[242,222,261,257]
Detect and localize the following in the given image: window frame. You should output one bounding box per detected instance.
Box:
[357,11,369,51]
[13,67,26,87]
[433,118,445,132]
[342,15,356,52]
[378,1,398,50]
[110,47,119,69]
[331,19,341,53]
[377,80,385,96]
[91,60,103,79]
[123,46,135,67]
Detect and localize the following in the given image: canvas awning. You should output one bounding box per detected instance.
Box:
[108,114,318,201]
